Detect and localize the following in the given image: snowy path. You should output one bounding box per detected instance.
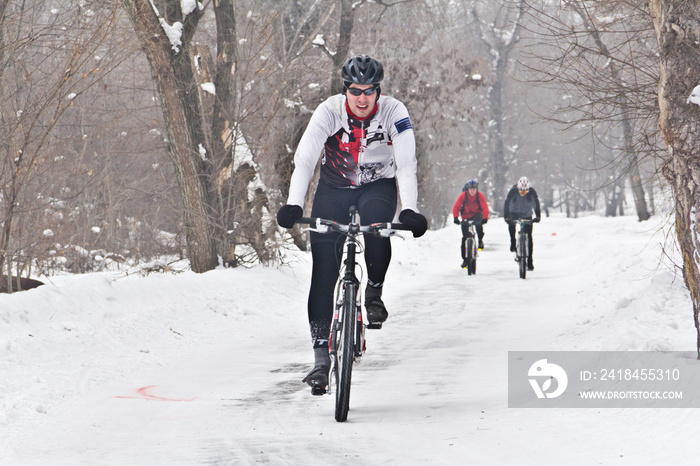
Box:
[3,214,700,465]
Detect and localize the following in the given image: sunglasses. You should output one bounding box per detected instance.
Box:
[346,85,378,96]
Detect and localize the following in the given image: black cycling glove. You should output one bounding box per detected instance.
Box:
[399,209,428,238]
[276,205,303,228]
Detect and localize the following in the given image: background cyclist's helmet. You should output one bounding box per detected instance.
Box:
[463,179,478,191]
[517,176,530,192]
[341,55,384,85]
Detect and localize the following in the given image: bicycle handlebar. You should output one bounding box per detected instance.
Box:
[296,216,412,237]
[506,218,534,224]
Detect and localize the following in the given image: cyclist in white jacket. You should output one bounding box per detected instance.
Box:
[277,55,427,393]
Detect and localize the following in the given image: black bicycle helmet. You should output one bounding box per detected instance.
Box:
[341,55,384,85]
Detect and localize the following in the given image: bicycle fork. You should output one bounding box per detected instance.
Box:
[330,236,366,362]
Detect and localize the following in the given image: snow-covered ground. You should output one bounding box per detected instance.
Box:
[3,213,700,465]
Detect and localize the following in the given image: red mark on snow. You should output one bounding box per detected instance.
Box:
[114,385,197,402]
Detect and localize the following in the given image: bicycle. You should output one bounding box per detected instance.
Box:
[514,219,533,279]
[460,219,478,275]
[296,206,411,422]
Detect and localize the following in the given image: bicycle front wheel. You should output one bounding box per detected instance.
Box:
[518,233,527,279]
[466,238,476,276]
[335,282,356,422]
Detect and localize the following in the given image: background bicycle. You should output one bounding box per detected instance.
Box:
[460,219,478,275]
[515,219,533,279]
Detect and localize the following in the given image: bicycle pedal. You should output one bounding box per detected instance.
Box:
[366,322,383,330]
[310,385,327,396]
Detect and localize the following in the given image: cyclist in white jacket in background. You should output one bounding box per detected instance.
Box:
[277,55,427,393]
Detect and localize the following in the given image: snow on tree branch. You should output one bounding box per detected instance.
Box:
[148,0,161,16]
[159,19,184,53]
[148,0,187,53]
[181,0,201,17]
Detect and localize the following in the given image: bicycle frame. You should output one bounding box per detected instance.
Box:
[332,208,364,359]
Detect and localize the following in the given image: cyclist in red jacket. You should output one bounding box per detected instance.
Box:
[452,179,489,267]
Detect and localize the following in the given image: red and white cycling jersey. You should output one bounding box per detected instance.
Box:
[286,93,418,212]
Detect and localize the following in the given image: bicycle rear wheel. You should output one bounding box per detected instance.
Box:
[335,282,356,422]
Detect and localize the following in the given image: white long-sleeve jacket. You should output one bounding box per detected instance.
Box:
[286,94,419,212]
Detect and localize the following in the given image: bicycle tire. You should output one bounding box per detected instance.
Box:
[466,238,476,275]
[335,282,356,422]
[518,232,527,279]
[471,235,477,275]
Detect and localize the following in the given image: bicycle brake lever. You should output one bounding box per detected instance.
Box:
[301,218,330,234]
[306,224,329,234]
[378,230,405,239]
[315,218,330,233]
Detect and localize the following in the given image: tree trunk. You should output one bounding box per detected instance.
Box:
[621,116,650,221]
[487,47,508,211]
[121,0,217,273]
[330,0,356,95]
[209,0,239,264]
[648,0,700,356]
[0,0,12,275]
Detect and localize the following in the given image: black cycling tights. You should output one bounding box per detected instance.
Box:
[307,179,397,348]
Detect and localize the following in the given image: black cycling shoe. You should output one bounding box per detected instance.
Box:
[302,365,329,395]
[461,258,468,268]
[510,243,516,252]
[365,285,388,328]
[527,259,534,271]
[365,296,388,326]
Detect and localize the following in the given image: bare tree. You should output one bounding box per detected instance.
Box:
[648,0,700,356]
[569,1,650,221]
[120,0,218,272]
[0,1,128,289]
[2,0,666,283]
[239,0,357,251]
[340,1,486,226]
[471,0,527,211]
[521,0,656,221]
